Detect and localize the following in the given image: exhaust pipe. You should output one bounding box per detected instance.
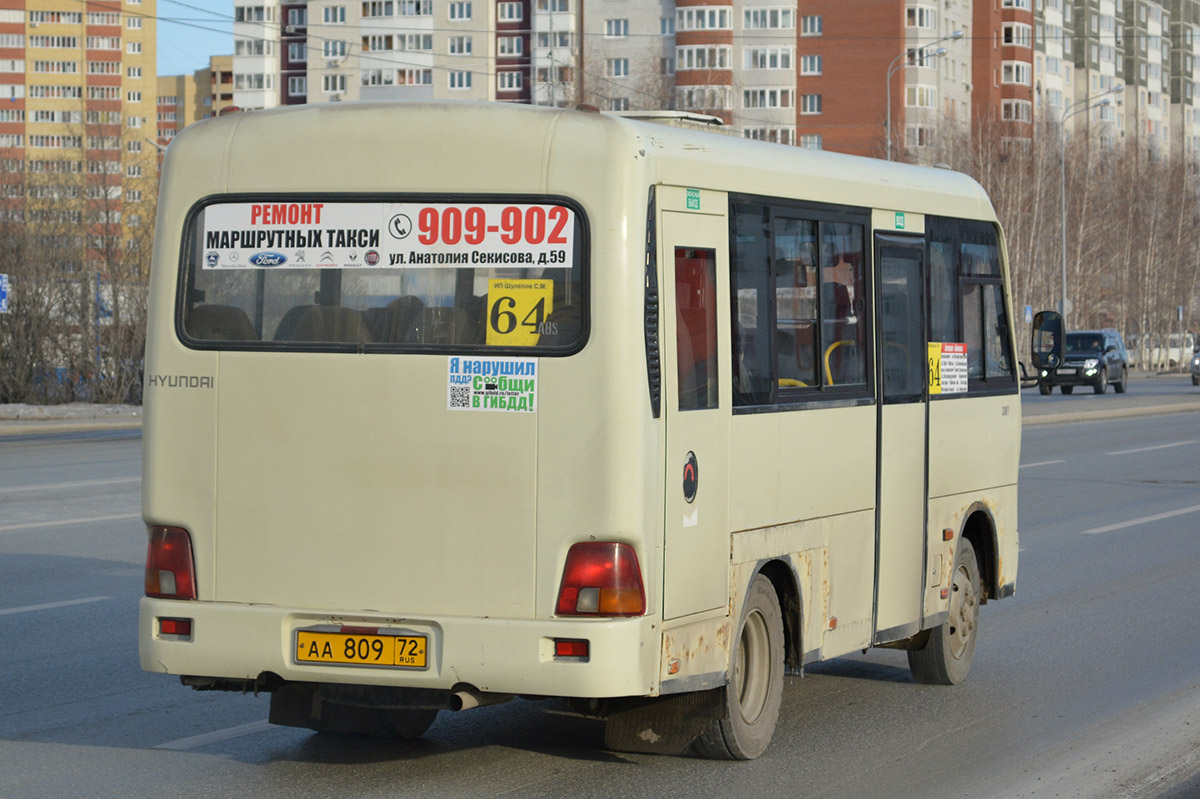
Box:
[448,688,513,711]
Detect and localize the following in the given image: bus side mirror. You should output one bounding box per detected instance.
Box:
[1031,311,1063,372]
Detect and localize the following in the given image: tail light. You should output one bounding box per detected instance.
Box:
[145,526,196,600]
[555,542,646,616]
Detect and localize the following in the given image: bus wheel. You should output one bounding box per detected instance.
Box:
[693,574,783,760]
[908,538,980,685]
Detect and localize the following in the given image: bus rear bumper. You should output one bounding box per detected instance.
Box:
[139,597,661,699]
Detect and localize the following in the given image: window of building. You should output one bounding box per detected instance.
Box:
[448,36,472,54]
[1001,99,1033,121]
[449,2,472,20]
[362,2,392,17]
[323,73,347,93]
[800,54,822,75]
[745,8,795,29]
[498,36,523,56]
[323,5,346,23]
[607,58,630,77]
[906,85,936,107]
[1002,22,1032,47]
[800,15,822,35]
[676,45,732,70]
[745,48,794,69]
[498,71,523,91]
[606,18,629,38]
[499,2,522,20]
[289,42,307,61]
[448,70,472,89]
[361,69,394,86]
[907,5,936,29]
[1001,61,1032,85]
[676,6,732,31]
[289,76,307,95]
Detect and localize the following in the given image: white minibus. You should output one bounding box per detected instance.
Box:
[140,101,1020,759]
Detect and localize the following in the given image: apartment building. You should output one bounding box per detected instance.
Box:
[1124,0,1172,155]
[580,1,672,112]
[1170,0,1200,160]
[1033,0,1077,128]
[179,1,1200,166]
[0,0,159,267]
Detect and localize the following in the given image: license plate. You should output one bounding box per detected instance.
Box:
[295,630,428,669]
[1057,368,1077,376]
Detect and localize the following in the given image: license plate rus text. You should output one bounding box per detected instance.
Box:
[295,631,427,669]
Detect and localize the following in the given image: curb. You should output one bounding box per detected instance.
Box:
[1023,402,1200,426]
[0,418,143,437]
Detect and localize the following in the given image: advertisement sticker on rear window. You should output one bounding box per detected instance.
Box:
[202,202,576,271]
[447,356,537,413]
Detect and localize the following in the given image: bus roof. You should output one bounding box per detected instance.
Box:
[163,100,996,224]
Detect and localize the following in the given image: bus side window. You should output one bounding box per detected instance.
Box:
[675,247,718,411]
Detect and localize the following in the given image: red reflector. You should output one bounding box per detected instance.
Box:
[159,618,192,636]
[145,526,197,600]
[555,542,646,617]
[554,639,589,658]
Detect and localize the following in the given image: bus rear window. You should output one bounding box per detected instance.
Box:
[179,198,586,353]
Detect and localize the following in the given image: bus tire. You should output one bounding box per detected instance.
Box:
[692,574,783,760]
[908,538,980,686]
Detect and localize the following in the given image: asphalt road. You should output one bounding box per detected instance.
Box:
[1,398,1199,798]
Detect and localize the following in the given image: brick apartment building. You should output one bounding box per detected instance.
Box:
[156,1,1200,166]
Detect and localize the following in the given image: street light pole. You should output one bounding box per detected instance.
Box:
[885,29,963,161]
[1059,85,1122,324]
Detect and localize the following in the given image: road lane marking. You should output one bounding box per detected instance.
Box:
[0,476,139,495]
[0,596,111,616]
[154,720,273,751]
[1081,503,1200,535]
[0,512,140,533]
[1108,440,1195,456]
[1020,459,1065,469]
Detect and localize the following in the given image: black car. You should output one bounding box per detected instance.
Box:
[1038,329,1129,395]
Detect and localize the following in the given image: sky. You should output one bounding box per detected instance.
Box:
[156,0,235,77]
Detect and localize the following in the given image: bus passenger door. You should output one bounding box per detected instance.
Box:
[660,211,730,621]
[873,235,928,641]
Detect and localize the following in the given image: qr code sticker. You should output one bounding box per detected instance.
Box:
[449,385,471,409]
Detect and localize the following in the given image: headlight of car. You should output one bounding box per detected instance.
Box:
[1083,358,1099,369]
[1193,356,1200,367]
